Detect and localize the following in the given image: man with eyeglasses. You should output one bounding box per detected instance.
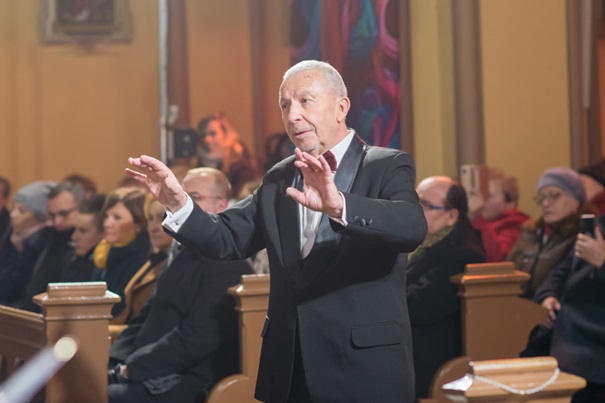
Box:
[406,176,486,399]
[13,182,86,312]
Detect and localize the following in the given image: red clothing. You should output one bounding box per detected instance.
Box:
[589,191,605,214]
[472,209,530,262]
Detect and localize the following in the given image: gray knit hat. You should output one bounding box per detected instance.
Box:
[537,167,586,204]
[12,181,56,221]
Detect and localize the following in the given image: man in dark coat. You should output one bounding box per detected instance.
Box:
[127,60,427,402]
[108,168,253,402]
[407,176,486,398]
[534,214,605,403]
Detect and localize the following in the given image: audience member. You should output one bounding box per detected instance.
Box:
[407,176,486,399]
[13,182,85,312]
[196,112,261,198]
[469,167,530,262]
[0,181,55,306]
[109,194,174,335]
[92,187,150,317]
[63,173,98,197]
[578,160,605,214]
[108,168,252,402]
[533,214,605,402]
[0,176,11,248]
[61,193,106,282]
[507,167,596,299]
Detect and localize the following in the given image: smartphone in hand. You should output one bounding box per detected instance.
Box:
[580,214,596,238]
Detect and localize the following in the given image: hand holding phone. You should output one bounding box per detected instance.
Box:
[580,214,596,238]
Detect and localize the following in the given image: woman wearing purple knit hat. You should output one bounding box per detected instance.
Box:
[507,167,597,300]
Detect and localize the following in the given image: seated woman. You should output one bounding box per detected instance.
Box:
[196,112,261,198]
[534,214,605,403]
[0,181,55,306]
[469,167,530,262]
[507,167,596,299]
[92,187,150,317]
[109,194,173,336]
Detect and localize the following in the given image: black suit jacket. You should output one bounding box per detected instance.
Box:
[173,135,427,403]
[110,247,252,401]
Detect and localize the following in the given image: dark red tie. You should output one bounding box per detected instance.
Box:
[323,151,337,172]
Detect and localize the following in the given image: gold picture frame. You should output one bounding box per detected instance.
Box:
[39,0,132,45]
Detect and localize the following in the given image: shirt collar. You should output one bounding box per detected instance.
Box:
[329,130,355,168]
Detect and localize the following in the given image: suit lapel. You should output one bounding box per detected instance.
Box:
[278,161,302,281]
[298,135,366,287]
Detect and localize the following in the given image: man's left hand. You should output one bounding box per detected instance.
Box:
[286,148,343,218]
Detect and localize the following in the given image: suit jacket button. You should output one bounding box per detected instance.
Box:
[366,218,372,226]
[360,218,366,226]
[354,216,360,223]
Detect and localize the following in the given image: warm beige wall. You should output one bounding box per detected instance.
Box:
[185,0,289,162]
[480,0,570,217]
[409,0,458,183]
[0,0,159,193]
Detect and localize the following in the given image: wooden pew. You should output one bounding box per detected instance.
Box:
[206,274,270,403]
[442,356,585,402]
[422,262,550,402]
[0,282,119,403]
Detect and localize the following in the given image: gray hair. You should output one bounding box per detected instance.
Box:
[282,60,348,97]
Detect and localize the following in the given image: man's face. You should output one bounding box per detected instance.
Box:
[48,191,78,232]
[416,178,458,236]
[279,69,348,156]
[182,175,227,214]
[71,213,103,257]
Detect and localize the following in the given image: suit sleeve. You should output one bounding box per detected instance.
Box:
[124,261,245,381]
[337,152,427,252]
[171,189,263,261]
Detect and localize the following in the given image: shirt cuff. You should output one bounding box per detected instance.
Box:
[162,195,194,233]
[328,192,348,227]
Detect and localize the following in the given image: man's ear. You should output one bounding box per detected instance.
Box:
[336,97,350,123]
[446,208,459,226]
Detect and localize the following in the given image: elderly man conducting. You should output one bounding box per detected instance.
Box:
[126,60,426,402]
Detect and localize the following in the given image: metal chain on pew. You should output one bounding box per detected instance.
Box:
[473,368,560,395]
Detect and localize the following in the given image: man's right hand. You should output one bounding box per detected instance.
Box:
[125,155,188,213]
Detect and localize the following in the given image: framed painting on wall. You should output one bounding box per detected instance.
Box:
[39,0,132,44]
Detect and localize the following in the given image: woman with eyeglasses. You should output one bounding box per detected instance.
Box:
[507,167,597,299]
[92,187,151,317]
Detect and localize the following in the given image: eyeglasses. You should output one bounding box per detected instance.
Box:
[48,207,76,220]
[188,192,224,202]
[419,199,448,211]
[533,192,562,205]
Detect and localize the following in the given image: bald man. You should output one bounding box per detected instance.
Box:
[406,176,486,399]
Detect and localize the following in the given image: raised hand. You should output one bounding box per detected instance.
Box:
[125,155,188,213]
[285,148,343,218]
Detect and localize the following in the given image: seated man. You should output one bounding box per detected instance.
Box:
[108,167,253,402]
[60,193,106,282]
[406,176,486,399]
